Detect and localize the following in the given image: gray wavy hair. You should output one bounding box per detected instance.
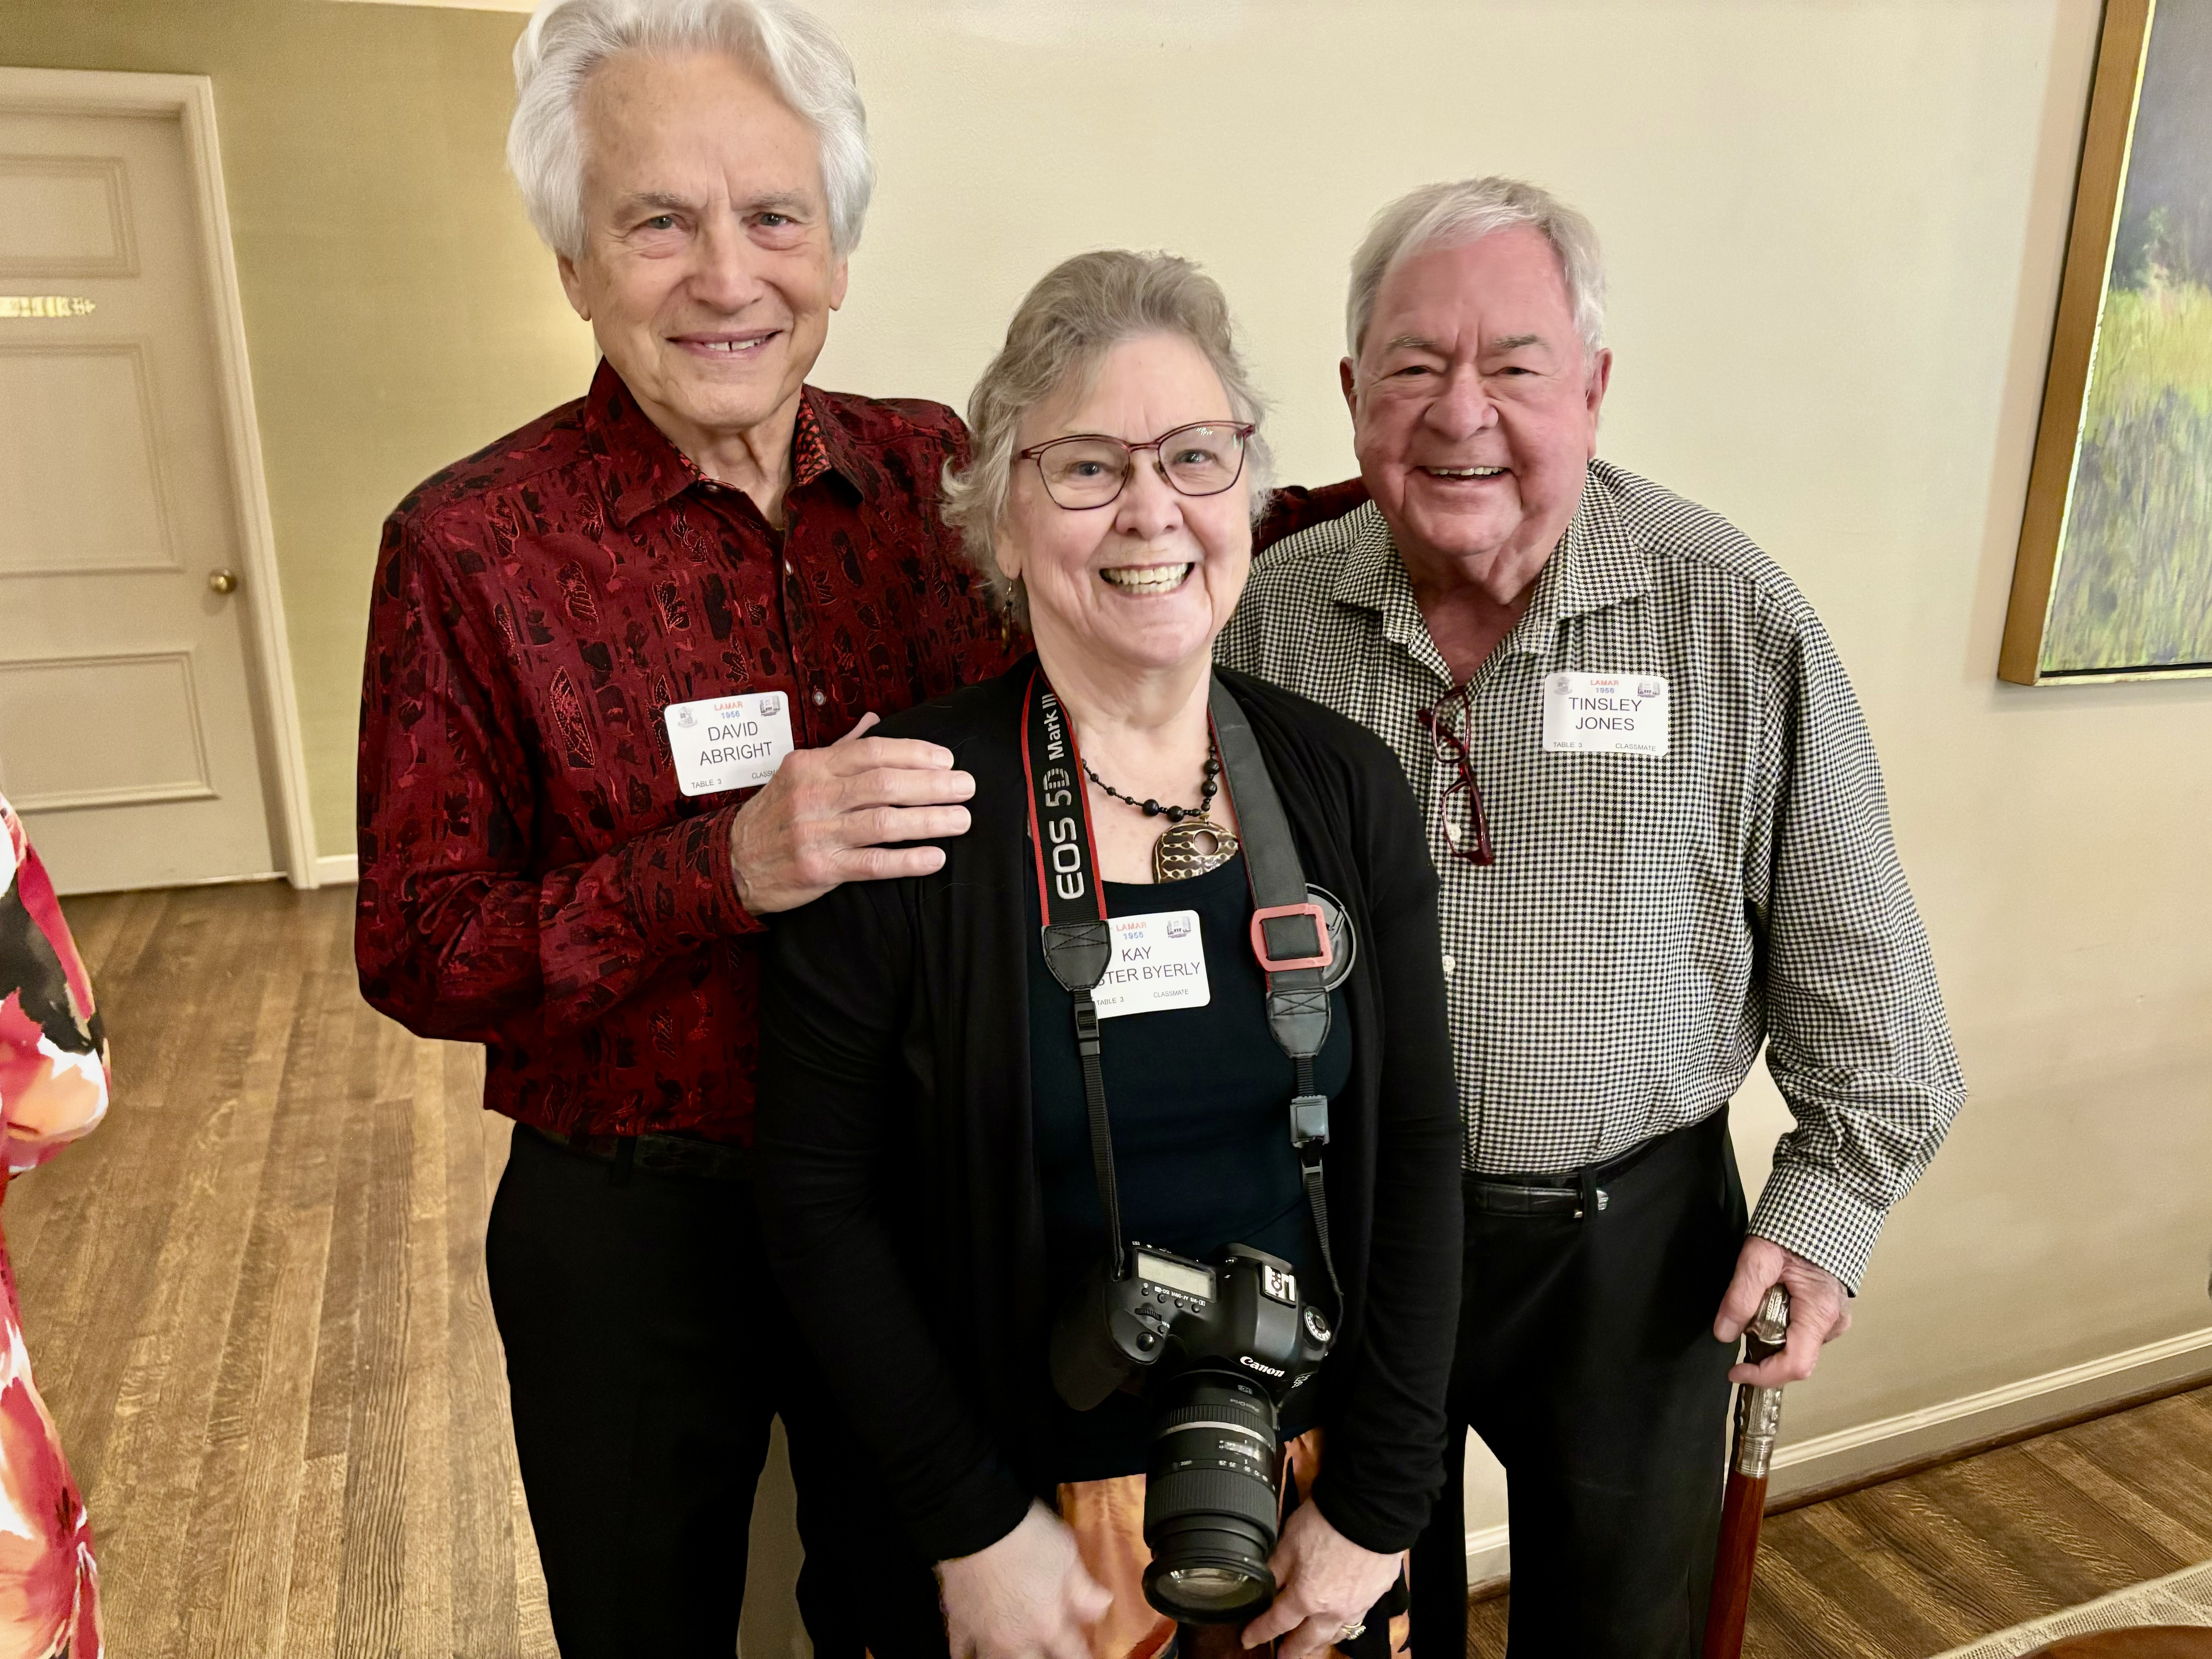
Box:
[1346,176,1607,368]
[508,0,874,261]
[942,250,1274,615]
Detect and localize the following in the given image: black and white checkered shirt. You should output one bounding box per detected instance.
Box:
[1218,460,1966,1288]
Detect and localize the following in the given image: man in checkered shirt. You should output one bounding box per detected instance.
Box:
[1223,177,1966,1657]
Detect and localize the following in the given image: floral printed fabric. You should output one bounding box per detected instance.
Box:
[0,796,105,1656]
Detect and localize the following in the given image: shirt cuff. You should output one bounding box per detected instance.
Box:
[1748,1158,1887,1293]
[613,804,763,954]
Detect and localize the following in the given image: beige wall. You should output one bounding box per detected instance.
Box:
[3,0,598,863]
[807,0,2212,1536]
[10,0,2211,1565]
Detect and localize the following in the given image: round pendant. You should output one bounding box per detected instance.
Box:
[1153,815,1239,882]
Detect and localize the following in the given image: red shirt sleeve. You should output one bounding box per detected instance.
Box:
[354,514,763,1045]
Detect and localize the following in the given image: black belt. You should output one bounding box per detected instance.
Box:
[1463,1123,1680,1219]
[525,1124,754,1183]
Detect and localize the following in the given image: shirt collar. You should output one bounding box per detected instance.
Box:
[584,360,861,527]
[1505,466,1650,657]
[1331,466,1650,670]
[1329,502,1452,680]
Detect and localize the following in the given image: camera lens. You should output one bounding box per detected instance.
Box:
[1141,1370,1281,1622]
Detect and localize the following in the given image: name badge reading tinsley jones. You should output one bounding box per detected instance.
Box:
[1092,910,1210,1019]
[1540,671,1671,758]
[663,691,796,797]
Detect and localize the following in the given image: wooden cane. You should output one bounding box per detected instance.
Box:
[1701,1285,1791,1659]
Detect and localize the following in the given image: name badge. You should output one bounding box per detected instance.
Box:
[1541,671,1670,758]
[1093,910,1210,1020]
[663,691,796,797]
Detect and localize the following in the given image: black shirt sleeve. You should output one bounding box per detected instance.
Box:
[754,875,1035,1562]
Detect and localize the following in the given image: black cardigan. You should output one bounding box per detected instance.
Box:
[756,659,1462,1562]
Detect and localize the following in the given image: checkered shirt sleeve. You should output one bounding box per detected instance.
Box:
[1218,461,1966,1289]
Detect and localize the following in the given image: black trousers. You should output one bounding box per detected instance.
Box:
[1408,1111,1747,1659]
[486,1125,946,1659]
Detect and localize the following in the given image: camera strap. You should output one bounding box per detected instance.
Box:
[1207,676,1343,1308]
[1022,666,1343,1303]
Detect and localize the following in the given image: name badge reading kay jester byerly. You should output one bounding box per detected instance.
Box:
[1092,910,1211,1020]
[663,691,796,797]
[1541,672,1671,758]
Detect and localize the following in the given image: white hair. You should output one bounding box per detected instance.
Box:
[1346,176,1607,369]
[508,0,874,261]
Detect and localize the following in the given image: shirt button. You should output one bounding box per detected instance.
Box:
[784,560,794,577]
[811,688,827,707]
[1442,952,1456,977]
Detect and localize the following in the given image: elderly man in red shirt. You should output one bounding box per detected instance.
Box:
[354,2,1005,1652]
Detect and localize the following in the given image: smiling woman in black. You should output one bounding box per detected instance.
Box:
[754,251,1460,1659]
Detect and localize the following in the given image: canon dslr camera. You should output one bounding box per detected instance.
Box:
[1050,1242,1333,1621]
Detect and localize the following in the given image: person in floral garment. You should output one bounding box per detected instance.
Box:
[0,795,105,1657]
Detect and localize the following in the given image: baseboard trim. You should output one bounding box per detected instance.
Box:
[1767,1324,2212,1510]
[309,853,359,887]
[1463,1523,1509,1599]
[1462,1323,2212,1593]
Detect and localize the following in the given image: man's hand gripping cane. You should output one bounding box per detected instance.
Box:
[1714,1236,1851,1385]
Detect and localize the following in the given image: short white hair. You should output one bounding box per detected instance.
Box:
[509,0,874,261]
[1346,176,1606,369]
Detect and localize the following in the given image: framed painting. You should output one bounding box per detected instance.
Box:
[2000,0,2212,684]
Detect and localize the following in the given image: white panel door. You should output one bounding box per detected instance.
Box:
[0,101,278,893]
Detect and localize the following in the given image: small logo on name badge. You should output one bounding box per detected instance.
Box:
[675,706,696,728]
[1166,916,1193,939]
[1637,679,1662,699]
[759,693,783,718]
[1553,674,1573,694]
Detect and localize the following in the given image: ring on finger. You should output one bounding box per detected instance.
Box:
[1336,1622,1365,1644]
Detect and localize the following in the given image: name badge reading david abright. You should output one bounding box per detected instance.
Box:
[1541,672,1670,757]
[663,691,795,796]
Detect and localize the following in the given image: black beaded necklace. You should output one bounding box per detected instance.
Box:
[1083,745,1239,881]
[1082,750,1221,823]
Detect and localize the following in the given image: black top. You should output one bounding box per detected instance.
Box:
[757,658,1462,1563]
[1028,852,1352,1480]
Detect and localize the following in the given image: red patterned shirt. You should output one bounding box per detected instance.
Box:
[356,361,1010,1142]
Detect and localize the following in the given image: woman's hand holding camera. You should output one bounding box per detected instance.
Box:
[1240,1501,1401,1659]
[939,1501,1111,1659]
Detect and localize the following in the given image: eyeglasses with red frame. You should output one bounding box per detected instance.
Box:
[1016,421,1257,511]
[1416,688,1496,866]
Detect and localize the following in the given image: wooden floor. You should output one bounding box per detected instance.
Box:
[10,881,2210,1657]
[14,881,556,1657]
[1463,1389,2212,1657]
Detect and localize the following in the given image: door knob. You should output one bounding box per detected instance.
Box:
[208,568,239,595]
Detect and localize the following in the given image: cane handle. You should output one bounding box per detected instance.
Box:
[1746,1284,1790,1355]
[1731,1285,1791,1478]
